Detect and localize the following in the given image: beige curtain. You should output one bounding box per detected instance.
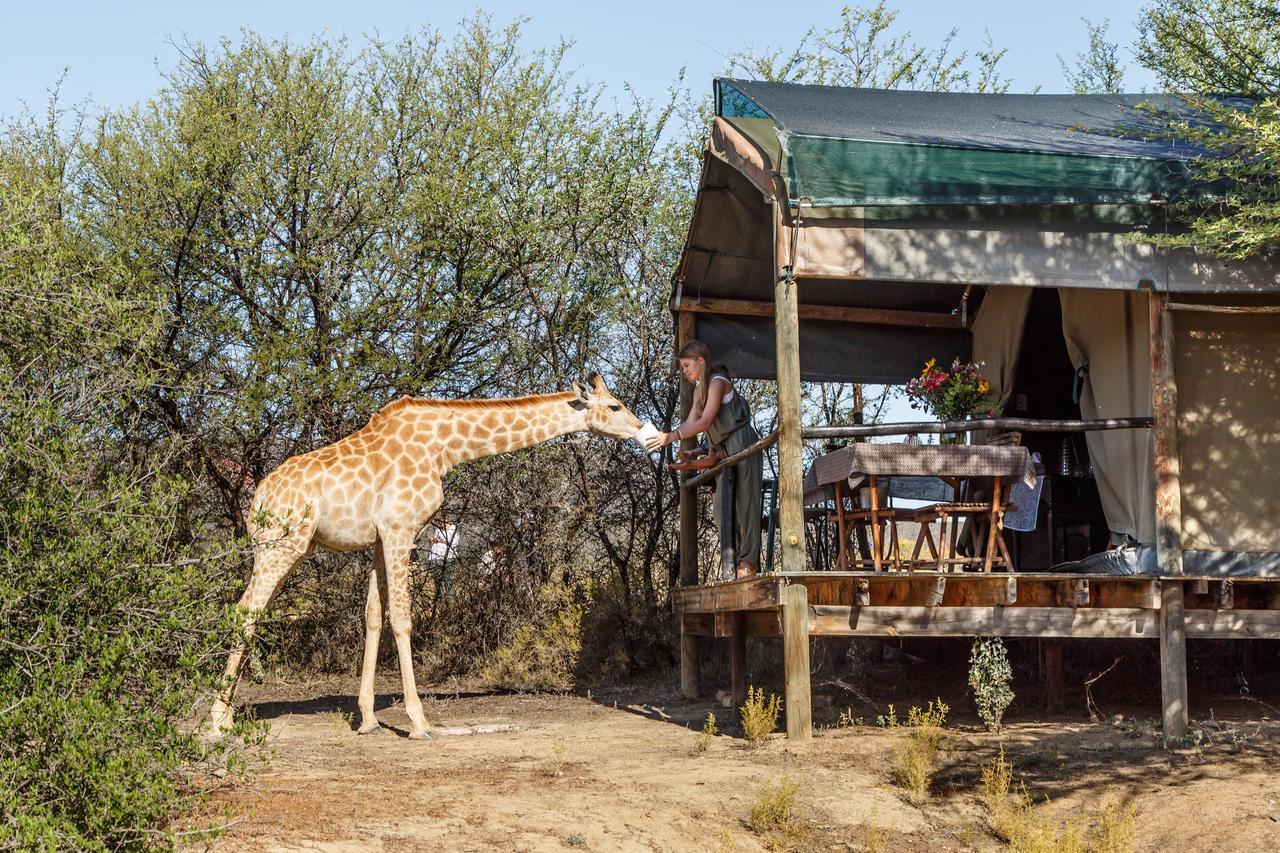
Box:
[1059,290,1156,545]
[971,286,1034,407]
[1174,309,1280,552]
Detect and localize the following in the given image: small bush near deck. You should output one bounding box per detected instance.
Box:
[969,637,1015,731]
[980,746,1134,853]
[891,699,949,804]
[740,686,782,743]
[480,584,583,692]
[1088,800,1137,853]
[748,776,799,834]
[695,712,719,754]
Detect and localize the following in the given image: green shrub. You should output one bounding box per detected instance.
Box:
[748,776,799,833]
[740,686,782,743]
[980,747,1134,853]
[0,133,265,849]
[891,699,949,804]
[695,712,719,754]
[480,583,583,692]
[969,637,1015,732]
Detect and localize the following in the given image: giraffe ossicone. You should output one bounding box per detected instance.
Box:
[206,374,643,740]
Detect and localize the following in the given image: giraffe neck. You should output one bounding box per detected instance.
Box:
[422,392,588,465]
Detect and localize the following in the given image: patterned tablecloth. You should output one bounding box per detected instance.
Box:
[802,443,1037,506]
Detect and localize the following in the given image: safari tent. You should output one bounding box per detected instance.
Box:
[670,79,1280,740]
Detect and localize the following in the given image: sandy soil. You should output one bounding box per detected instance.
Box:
[188,667,1280,853]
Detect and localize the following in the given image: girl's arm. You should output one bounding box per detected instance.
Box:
[646,377,728,450]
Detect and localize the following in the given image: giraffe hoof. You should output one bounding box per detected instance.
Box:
[357,722,385,735]
[408,728,435,741]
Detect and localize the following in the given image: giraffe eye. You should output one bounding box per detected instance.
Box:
[608,404,622,412]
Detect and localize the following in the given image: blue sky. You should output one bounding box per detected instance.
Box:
[3,1,1159,118]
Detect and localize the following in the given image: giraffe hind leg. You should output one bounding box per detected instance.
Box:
[357,540,389,734]
[378,528,432,739]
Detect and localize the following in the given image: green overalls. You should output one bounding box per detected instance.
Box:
[705,374,762,578]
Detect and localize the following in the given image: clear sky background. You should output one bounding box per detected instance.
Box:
[3,1,1161,119]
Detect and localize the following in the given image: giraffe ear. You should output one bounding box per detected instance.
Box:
[570,380,591,404]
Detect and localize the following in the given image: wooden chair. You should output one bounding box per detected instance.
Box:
[909,433,1021,572]
[829,475,913,571]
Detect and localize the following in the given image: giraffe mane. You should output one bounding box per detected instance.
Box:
[368,391,578,422]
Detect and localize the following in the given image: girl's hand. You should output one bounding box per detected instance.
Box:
[645,431,673,452]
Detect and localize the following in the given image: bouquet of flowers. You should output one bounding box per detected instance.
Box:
[906,358,1001,422]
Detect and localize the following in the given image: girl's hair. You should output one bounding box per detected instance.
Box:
[679,339,729,412]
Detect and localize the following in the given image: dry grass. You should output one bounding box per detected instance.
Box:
[748,776,805,849]
[740,686,782,743]
[479,584,583,692]
[980,745,1136,853]
[543,736,568,778]
[1089,800,1137,853]
[859,807,884,853]
[891,699,949,804]
[695,712,719,754]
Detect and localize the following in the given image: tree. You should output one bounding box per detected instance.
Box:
[1059,18,1127,94]
[1134,0,1280,259]
[728,2,1013,93]
[0,107,262,850]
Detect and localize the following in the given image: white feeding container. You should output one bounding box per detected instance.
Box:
[634,421,660,451]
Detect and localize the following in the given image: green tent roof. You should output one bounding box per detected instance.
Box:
[716,80,1203,206]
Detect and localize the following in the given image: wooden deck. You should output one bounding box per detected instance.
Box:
[674,572,1280,740]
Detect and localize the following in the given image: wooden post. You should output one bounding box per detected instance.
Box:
[680,622,699,699]
[1149,286,1188,739]
[677,311,699,588]
[773,201,806,574]
[729,611,747,711]
[1043,640,1065,714]
[782,583,812,741]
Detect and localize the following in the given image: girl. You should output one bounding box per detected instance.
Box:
[647,340,762,580]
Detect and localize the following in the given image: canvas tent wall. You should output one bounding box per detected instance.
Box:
[675,79,1280,576]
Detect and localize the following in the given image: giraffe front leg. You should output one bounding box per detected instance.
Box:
[207,547,301,737]
[357,543,389,734]
[381,532,432,739]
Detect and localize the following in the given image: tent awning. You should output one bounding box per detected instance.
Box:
[717,79,1203,207]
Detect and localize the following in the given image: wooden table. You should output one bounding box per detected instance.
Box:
[803,443,1037,572]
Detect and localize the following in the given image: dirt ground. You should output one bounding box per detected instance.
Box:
[192,649,1280,852]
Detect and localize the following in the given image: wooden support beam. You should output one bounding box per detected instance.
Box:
[682,612,713,636]
[942,576,1017,607]
[673,577,783,613]
[673,294,964,330]
[1149,286,1188,740]
[1166,301,1280,314]
[1044,640,1066,714]
[1092,579,1160,610]
[854,578,871,606]
[1015,578,1089,608]
[782,584,813,741]
[680,630,699,698]
[1217,579,1235,610]
[677,311,699,587]
[729,611,747,712]
[774,202,806,574]
[810,605,1159,638]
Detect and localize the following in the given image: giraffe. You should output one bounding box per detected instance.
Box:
[206,374,643,740]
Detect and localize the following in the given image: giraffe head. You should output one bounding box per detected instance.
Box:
[570,373,643,440]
